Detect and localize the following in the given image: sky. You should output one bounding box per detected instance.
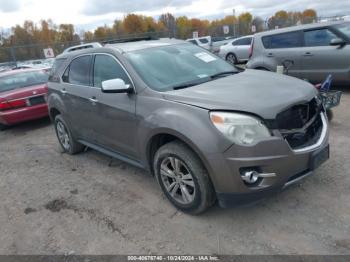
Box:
[0,0,349,32]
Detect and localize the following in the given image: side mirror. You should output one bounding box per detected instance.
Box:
[330,38,347,48]
[101,78,133,94]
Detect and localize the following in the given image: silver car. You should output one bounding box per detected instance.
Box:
[247,21,350,85]
[218,35,253,64]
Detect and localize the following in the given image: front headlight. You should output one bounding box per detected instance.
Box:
[210,112,271,146]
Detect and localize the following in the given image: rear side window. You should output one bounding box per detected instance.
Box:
[233,37,252,46]
[262,32,302,49]
[63,55,92,86]
[304,28,338,47]
[49,58,66,82]
[93,54,131,88]
[199,38,209,44]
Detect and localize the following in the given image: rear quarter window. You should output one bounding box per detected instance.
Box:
[262,31,302,49]
[48,58,67,82]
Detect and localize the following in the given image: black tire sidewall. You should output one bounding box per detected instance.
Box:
[154,142,214,214]
[226,53,237,64]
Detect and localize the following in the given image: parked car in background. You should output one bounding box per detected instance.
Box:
[48,38,329,214]
[247,21,350,85]
[186,36,212,50]
[211,36,235,54]
[218,35,253,64]
[0,69,49,130]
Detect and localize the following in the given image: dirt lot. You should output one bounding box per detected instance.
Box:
[0,90,349,255]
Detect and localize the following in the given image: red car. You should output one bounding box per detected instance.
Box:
[0,69,49,130]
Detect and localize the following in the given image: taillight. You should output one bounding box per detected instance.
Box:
[0,101,11,111]
[249,38,254,58]
[0,99,27,111]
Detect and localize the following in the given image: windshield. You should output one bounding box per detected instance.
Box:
[125,44,237,91]
[0,71,48,93]
[334,22,350,39]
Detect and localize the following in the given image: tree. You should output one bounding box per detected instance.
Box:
[302,9,317,24]
[252,16,265,32]
[238,12,253,35]
[83,31,94,41]
[123,14,147,34]
[159,13,176,37]
[176,16,192,39]
[58,24,74,42]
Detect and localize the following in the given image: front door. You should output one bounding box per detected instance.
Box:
[89,54,138,159]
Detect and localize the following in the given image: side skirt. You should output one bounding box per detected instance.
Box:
[78,140,145,169]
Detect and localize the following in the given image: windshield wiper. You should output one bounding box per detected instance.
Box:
[209,71,238,79]
[172,81,204,90]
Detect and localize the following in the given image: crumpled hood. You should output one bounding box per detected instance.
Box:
[163,69,317,119]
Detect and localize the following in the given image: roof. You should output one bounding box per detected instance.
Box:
[105,38,186,53]
[255,21,348,37]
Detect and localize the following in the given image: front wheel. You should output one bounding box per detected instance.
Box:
[153,141,215,215]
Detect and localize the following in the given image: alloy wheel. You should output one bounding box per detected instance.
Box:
[56,121,71,151]
[160,156,196,205]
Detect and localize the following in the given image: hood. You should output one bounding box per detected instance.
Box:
[163,69,317,119]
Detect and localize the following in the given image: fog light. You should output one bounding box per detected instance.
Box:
[240,169,276,185]
[241,170,260,184]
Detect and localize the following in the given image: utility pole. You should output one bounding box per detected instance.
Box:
[233,9,236,38]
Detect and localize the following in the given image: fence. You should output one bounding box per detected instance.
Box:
[0,31,170,64]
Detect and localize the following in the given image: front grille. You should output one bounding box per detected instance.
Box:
[277,98,324,150]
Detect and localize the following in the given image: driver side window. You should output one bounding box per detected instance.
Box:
[93,54,132,88]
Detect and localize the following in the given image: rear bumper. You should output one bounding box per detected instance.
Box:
[0,104,48,125]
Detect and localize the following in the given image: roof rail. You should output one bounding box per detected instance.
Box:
[102,36,160,45]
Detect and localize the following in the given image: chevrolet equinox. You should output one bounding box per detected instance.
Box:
[48,39,329,214]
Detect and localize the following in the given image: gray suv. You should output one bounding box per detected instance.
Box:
[247,21,350,85]
[48,39,329,214]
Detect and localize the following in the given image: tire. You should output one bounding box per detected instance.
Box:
[226,53,238,65]
[54,115,84,154]
[153,141,215,215]
[0,123,8,131]
[326,109,334,121]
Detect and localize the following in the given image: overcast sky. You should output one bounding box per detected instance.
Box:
[0,0,349,32]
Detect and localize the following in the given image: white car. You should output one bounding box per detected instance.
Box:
[186,36,212,50]
[218,35,253,64]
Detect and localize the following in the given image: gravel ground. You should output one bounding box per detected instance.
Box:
[0,89,349,255]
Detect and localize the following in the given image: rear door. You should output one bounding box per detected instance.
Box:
[300,27,350,83]
[261,31,303,77]
[61,55,94,140]
[232,37,252,62]
[89,54,138,159]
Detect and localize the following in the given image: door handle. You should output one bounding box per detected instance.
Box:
[89,97,98,104]
[304,52,313,56]
[267,53,274,57]
[60,89,67,95]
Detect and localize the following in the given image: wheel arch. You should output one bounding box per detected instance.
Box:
[145,130,214,182]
